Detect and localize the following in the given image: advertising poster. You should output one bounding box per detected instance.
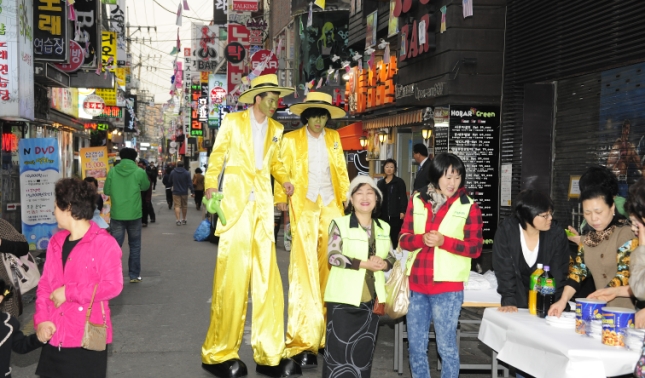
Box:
[80,147,111,223]
[33,0,68,62]
[208,74,226,128]
[299,12,350,82]
[191,23,221,71]
[388,0,399,37]
[19,138,60,250]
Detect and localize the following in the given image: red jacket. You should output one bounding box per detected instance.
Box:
[34,221,123,347]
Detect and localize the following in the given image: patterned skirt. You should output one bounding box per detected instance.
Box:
[322,301,380,378]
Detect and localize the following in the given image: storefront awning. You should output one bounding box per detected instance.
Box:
[337,122,365,151]
[362,109,423,129]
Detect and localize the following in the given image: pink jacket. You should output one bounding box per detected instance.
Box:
[34,221,123,348]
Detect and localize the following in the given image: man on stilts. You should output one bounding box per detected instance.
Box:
[201,74,300,378]
[275,91,350,368]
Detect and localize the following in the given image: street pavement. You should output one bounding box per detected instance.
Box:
[10,189,504,377]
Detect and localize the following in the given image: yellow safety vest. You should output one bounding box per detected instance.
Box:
[324,215,391,307]
[406,192,473,282]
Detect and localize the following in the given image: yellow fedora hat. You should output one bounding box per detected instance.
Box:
[289,91,346,119]
[238,74,294,104]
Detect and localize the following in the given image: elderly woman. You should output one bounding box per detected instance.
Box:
[493,190,570,312]
[549,185,637,317]
[35,178,123,378]
[399,152,483,378]
[323,175,395,378]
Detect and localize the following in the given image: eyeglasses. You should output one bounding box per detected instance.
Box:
[538,212,553,220]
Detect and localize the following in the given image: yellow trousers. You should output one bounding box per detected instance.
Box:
[284,196,343,357]
[202,201,285,366]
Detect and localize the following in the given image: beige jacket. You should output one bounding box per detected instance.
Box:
[630,245,645,300]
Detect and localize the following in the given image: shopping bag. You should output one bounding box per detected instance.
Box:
[384,259,410,319]
[194,218,212,241]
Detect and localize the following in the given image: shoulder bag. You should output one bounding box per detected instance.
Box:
[3,252,40,294]
[81,285,107,351]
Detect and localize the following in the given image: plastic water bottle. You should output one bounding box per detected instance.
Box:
[537,265,556,319]
[529,263,544,315]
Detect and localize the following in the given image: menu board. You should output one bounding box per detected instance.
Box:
[433,126,450,155]
[448,105,500,242]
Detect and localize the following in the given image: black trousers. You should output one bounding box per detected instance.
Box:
[142,201,155,223]
[194,190,204,209]
[381,215,403,248]
[165,188,173,208]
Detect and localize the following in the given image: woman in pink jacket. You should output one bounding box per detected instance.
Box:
[34,178,123,378]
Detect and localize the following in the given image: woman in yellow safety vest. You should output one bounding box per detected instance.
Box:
[399,152,483,378]
[322,175,396,378]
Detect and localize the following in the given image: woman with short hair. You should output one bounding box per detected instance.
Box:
[492,190,570,312]
[377,158,408,248]
[35,178,123,378]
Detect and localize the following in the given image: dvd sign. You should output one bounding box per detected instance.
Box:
[250,50,278,75]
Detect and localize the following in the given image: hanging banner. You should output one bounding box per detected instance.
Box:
[191,23,221,71]
[115,67,126,106]
[124,95,137,132]
[227,24,250,102]
[80,147,111,223]
[33,0,68,62]
[213,0,228,24]
[108,0,126,66]
[0,0,35,121]
[74,0,100,68]
[209,74,226,128]
[19,138,60,250]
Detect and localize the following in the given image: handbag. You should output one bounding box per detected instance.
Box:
[2,252,40,294]
[81,285,107,351]
[384,259,410,319]
[373,296,385,315]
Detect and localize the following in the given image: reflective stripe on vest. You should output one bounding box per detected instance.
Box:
[405,193,473,282]
[323,215,391,307]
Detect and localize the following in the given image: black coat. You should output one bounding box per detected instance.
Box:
[0,313,42,377]
[492,217,570,308]
[377,176,408,218]
[413,159,431,192]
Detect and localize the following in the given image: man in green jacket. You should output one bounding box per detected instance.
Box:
[104,147,150,283]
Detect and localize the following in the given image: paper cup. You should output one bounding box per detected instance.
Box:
[601,307,636,347]
[575,298,606,335]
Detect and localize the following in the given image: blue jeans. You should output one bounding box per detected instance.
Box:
[407,290,463,378]
[111,218,142,279]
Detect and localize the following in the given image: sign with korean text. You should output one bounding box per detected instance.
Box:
[95,105,122,118]
[209,74,226,129]
[74,0,100,68]
[251,49,278,75]
[50,87,79,117]
[101,31,116,71]
[233,0,258,12]
[82,94,105,116]
[213,0,228,24]
[19,138,60,250]
[191,23,221,71]
[54,40,83,72]
[124,95,137,132]
[80,146,111,223]
[0,0,35,121]
[107,0,126,66]
[227,24,250,101]
[190,82,205,136]
[33,0,68,62]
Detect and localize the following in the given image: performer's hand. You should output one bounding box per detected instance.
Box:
[205,188,218,200]
[400,213,405,219]
[277,203,288,212]
[283,182,294,196]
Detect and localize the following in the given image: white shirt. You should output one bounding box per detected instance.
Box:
[419,157,428,170]
[249,109,268,200]
[306,128,335,205]
[519,224,540,268]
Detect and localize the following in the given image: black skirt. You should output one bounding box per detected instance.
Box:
[36,343,108,378]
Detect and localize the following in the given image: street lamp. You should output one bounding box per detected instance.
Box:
[378,130,388,145]
[422,128,432,140]
[359,136,368,149]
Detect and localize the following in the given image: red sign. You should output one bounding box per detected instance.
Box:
[227,24,250,100]
[232,0,258,11]
[54,40,84,72]
[184,47,191,57]
[82,94,106,116]
[251,50,279,75]
[210,87,227,104]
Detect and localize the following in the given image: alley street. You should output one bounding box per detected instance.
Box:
[9,190,497,378]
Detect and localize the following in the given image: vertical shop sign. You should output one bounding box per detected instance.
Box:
[124,95,137,132]
[19,138,59,250]
[0,0,35,121]
[108,0,126,66]
[190,81,204,136]
[80,147,111,223]
[101,31,116,70]
[33,0,68,62]
[213,0,227,24]
[208,73,226,128]
[192,23,221,71]
[183,51,192,135]
[74,0,100,68]
[227,24,250,101]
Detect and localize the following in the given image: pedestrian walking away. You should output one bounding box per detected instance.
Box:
[193,167,205,210]
[103,147,150,283]
[168,161,194,225]
[162,166,174,210]
[138,161,156,226]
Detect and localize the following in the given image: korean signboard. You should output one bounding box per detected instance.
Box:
[33,0,68,62]
[101,31,116,70]
[107,0,126,66]
[190,82,205,137]
[191,23,221,71]
[74,0,100,68]
[227,24,250,102]
[124,95,137,132]
[0,0,35,121]
[213,0,227,24]
[208,74,226,128]
[50,87,79,118]
[232,0,258,12]
[19,138,60,250]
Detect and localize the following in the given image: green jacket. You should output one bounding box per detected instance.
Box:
[104,159,150,221]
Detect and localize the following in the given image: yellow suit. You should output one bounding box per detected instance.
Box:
[202,109,290,366]
[275,126,350,357]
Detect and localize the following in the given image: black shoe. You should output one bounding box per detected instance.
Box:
[202,359,248,378]
[292,351,317,369]
[168,204,172,210]
[151,220,155,223]
[142,223,148,227]
[256,358,302,377]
